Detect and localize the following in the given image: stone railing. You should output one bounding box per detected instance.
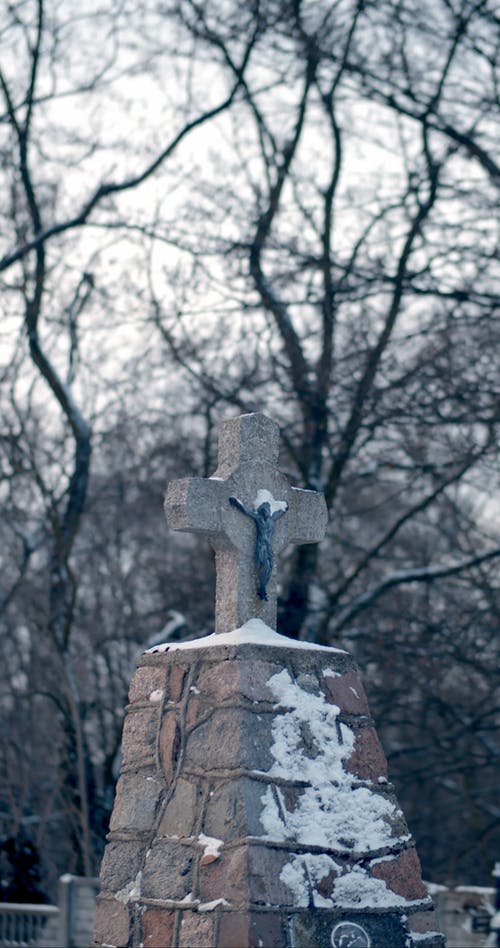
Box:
[0,875,99,947]
[0,902,59,947]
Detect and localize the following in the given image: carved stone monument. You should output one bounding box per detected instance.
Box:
[93,413,444,948]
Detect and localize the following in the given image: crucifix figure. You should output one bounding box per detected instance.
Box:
[229,493,288,601]
[164,413,327,634]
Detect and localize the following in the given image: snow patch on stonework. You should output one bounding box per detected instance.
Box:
[260,669,400,854]
[280,854,341,908]
[253,489,287,513]
[260,670,415,909]
[148,618,347,653]
[331,865,409,908]
[149,689,164,702]
[198,833,224,862]
[115,870,142,904]
[197,898,229,912]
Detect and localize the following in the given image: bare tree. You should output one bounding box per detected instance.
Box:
[0,0,498,889]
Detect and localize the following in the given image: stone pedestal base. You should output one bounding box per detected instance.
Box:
[93,626,444,948]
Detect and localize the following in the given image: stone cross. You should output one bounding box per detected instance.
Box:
[165,413,328,633]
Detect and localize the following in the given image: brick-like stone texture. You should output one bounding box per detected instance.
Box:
[142,841,194,901]
[186,708,273,772]
[196,659,281,703]
[199,845,248,903]
[142,909,176,948]
[217,911,249,948]
[178,911,215,947]
[168,664,187,702]
[93,898,130,948]
[371,847,428,901]
[99,840,146,893]
[121,708,159,769]
[323,668,370,715]
[202,777,266,841]
[248,846,296,905]
[95,640,438,948]
[159,711,181,785]
[128,665,167,704]
[346,724,389,781]
[218,910,285,948]
[109,771,163,833]
[157,777,199,838]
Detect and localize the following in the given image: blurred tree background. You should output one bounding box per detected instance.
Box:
[0,0,498,897]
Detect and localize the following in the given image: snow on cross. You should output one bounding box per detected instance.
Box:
[164,412,328,633]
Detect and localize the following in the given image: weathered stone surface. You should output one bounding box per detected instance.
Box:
[218,911,285,948]
[186,708,273,772]
[248,911,285,948]
[178,911,215,947]
[142,908,176,948]
[199,845,248,903]
[247,846,295,905]
[409,909,441,934]
[159,711,181,785]
[202,777,266,841]
[141,841,194,901]
[128,666,167,705]
[165,412,328,633]
[323,668,370,716]
[109,771,163,833]
[217,911,249,948]
[121,708,159,769]
[291,912,411,948]
[93,897,130,948]
[157,777,199,838]
[99,840,146,893]
[185,694,207,728]
[346,724,389,781]
[196,659,281,703]
[371,847,428,901]
[168,664,187,703]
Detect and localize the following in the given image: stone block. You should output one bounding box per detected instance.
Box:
[248,911,285,948]
[202,777,266,841]
[186,708,273,772]
[185,695,208,728]
[291,912,412,948]
[109,772,163,833]
[159,711,181,785]
[99,840,146,893]
[157,777,199,838]
[196,659,281,703]
[323,668,370,716]
[141,840,194,901]
[247,845,295,905]
[217,911,249,948]
[346,724,389,781]
[142,908,176,948]
[168,664,187,703]
[93,896,130,947]
[217,909,287,948]
[199,845,248,903]
[409,909,440,934]
[128,666,167,705]
[371,847,428,901]
[178,911,215,947]
[121,708,159,769]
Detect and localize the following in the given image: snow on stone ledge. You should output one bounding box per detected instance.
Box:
[146,618,346,654]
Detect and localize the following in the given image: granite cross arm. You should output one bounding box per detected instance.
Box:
[164,412,328,633]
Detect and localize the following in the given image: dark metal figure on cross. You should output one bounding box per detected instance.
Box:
[229,495,288,601]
